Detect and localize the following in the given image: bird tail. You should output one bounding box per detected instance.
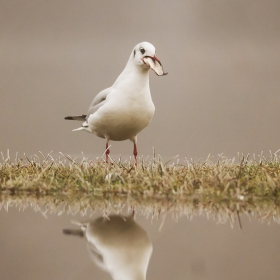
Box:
[64,115,87,121]
[65,116,90,132]
[62,229,84,237]
[72,127,86,132]
[71,220,89,231]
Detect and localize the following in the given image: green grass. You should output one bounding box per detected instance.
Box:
[1,151,280,226]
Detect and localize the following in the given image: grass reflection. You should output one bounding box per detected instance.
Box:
[1,152,280,226]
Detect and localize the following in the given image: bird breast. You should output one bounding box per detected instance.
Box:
[88,89,155,141]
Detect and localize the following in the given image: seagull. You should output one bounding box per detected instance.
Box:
[63,213,153,280]
[65,42,167,165]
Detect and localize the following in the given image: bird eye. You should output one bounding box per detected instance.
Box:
[140,47,145,55]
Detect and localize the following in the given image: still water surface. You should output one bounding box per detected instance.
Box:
[0,206,280,280]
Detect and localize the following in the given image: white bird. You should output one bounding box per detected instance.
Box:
[65,42,167,165]
[63,213,153,280]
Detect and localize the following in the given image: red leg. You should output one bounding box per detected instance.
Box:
[105,142,110,163]
[133,142,138,166]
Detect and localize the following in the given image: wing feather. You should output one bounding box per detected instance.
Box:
[87,87,112,117]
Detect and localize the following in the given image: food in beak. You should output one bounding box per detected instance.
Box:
[143,56,168,76]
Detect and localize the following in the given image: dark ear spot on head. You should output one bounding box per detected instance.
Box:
[133,50,136,57]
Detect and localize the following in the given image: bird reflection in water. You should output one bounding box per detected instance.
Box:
[63,213,153,280]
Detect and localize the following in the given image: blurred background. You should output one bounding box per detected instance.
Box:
[1,0,280,161]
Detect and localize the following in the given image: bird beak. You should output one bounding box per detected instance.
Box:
[142,55,168,76]
[152,55,162,66]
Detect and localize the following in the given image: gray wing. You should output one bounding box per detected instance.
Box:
[87,87,112,118]
[86,242,107,270]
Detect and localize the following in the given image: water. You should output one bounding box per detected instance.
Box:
[1,205,280,280]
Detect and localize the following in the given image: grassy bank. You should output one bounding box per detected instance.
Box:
[1,152,280,225]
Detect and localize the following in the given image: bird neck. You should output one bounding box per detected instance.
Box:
[113,269,146,280]
[125,57,150,76]
[113,60,150,90]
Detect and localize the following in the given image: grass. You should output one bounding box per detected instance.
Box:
[1,151,280,226]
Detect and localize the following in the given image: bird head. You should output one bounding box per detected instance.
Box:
[132,42,168,76]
